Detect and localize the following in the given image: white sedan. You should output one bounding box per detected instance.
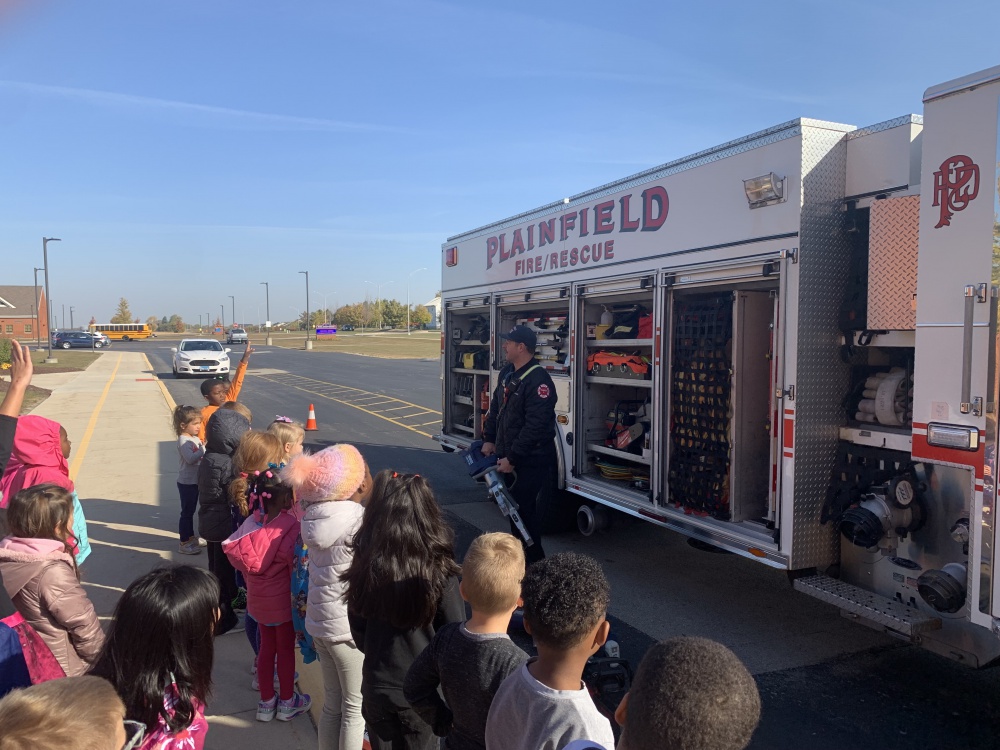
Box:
[171,339,232,378]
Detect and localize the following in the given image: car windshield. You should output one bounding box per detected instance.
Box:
[181,341,223,352]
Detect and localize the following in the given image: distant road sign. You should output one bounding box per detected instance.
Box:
[316,326,337,336]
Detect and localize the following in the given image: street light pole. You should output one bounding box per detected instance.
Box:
[260,282,271,344]
[299,271,311,349]
[206,312,211,332]
[229,296,235,328]
[70,306,75,330]
[42,237,61,363]
[407,267,427,335]
[220,304,225,331]
[323,291,335,325]
[33,267,42,348]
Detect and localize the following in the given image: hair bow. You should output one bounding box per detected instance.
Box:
[274,415,293,423]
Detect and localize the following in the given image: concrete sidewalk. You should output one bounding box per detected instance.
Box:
[28,352,318,749]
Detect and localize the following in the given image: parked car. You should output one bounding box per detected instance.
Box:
[226,327,248,345]
[83,331,111,347]
[171,339,232,378]
[52,331,105,349]
[341,324,355,331]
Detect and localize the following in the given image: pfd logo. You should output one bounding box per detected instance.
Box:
[932,155,979,228]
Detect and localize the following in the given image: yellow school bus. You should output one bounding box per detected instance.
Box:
[89,323,154,341]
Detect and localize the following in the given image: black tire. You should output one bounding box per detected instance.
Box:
[122,335,130,341]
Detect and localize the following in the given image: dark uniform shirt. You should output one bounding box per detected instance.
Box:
[482,359,557,467]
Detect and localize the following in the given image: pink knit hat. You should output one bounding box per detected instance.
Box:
[280,444,366,503]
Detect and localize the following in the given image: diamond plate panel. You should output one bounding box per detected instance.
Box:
[793,574,941,637]
[846,114,924,140]
[868,196,919,330]
[790,126,852,570]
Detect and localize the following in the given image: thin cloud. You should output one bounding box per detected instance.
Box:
[0,79,409,134]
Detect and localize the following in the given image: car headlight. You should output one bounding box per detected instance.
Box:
[219,356,229,362]
[178,354,191,360]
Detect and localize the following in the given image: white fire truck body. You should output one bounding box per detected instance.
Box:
[436,65,1000,665]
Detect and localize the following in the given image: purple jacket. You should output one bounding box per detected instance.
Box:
[223,510,299,625]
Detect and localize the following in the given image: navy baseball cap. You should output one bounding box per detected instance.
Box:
[500,325,536,349]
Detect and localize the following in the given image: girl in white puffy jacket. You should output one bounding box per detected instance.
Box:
[281,445,372,750]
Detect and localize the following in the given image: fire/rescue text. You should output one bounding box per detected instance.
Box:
[486,185,668,270]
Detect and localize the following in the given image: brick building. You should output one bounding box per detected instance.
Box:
[0,285,48,341]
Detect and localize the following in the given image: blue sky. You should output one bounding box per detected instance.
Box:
[1,0,998,327]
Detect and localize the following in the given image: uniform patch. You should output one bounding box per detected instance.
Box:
[537,384,550,398]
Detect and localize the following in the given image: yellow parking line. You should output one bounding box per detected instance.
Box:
[416,420,442,426]
[260,372,439,415]
[69,354,122,481]
[253,374,435,439]
[143,353,177,411]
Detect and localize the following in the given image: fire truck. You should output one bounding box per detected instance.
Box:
[435,65,1000,666]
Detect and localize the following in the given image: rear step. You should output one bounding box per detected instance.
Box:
[793,574,942,639]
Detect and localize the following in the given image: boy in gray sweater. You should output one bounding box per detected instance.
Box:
[404,532,529,750]
[484,552,615,750]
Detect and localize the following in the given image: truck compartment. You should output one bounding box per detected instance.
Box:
[667,287,775,525]
[444,300,491,440]
[576,287,656,500]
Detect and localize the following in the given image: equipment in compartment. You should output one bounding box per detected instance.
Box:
[668,294,733,519]
[587,351,651,380]
[514,313,570,373]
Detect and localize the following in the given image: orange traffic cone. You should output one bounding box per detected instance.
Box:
[305,404,319,431]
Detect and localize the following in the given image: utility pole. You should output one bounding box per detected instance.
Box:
[220,304,225,331]
[407,267,427,335]
[70,306,75,330]
[43,237,61,363]
[229,295,235,328]
[33,267,42,347]
[261,282,271,344]
[299,271,311,349]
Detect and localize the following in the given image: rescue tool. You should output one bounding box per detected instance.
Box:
[460,440,533,547]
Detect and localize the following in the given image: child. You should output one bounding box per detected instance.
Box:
[229,431,286,662]
[268,417,305,461]
[197,342,254,442]
[90,565,220,750]
[173,406,205,555]
[221,400,253,423]
[281,444,373,750]
[343,471,465,750]
[0,415,90,565]
[0,675,135,750]
[223,468,311,722]
[615,637,760,750]
[405,532,529,750]
[0,484,104,677]
[0,340,32,483]
[197,408,251,635]
[484,552,614,750]
[0,578,65,696]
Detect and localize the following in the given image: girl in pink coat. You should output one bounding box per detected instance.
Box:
[223,467,311,723]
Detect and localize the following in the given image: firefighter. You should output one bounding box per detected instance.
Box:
[482,324,557,563]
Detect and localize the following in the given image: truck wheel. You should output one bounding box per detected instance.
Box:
[61,342,71,349]
[122,335,130,341]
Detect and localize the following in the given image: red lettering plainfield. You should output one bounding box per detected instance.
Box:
[539,219,555,247]
[594,201,615,234]
[487,237,498,269]
[620,195,640,232]
[527,225,534,250]
[641,186,668,231]
[511,229,525,255]
[499,233,509,262]
[560,211,577,241]
[578,207,589,236]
